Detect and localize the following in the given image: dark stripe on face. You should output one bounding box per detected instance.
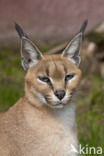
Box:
[48,81,54,91]
[63,64,67,89]
[45,67,54,90]
[46,67,49,76]
[63,64,67,74]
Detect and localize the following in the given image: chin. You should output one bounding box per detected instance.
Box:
[45,102,64,109]
[52,103,64,109]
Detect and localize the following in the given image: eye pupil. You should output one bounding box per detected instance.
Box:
[38,76,50,83]
[65,74,74,81]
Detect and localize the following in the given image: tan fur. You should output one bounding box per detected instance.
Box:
[0,53,82,156]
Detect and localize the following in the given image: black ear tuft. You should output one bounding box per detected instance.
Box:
[15,23,25,38]
[80,20,88,33]
[15,23,29,38]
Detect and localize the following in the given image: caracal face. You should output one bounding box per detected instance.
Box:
[25,55,82,109]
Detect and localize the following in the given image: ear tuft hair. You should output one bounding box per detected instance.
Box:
[15,23,28,38]
[79,20,88,33]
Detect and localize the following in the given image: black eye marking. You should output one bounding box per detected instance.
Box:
[65,74,75,82]
[38,76,51,83]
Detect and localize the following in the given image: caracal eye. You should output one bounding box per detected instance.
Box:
[65,74,75,82]
[38,76,51,83]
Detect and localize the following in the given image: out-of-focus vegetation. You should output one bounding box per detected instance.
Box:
[0,49,24,111]
[0,41,104,155]
[77,74,104,156]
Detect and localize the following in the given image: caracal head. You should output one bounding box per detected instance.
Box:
[15,20,87,109]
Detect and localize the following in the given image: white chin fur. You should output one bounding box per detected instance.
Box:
[46,103,64,109]
[52,104,64,109]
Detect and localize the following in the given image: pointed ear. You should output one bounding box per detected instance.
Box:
[62,20,88,66]
[62,32,82,66]
[15,23,44,71]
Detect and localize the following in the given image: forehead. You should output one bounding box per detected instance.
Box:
[35,55,78,78]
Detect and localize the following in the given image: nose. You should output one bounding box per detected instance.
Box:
[54,90,65,100]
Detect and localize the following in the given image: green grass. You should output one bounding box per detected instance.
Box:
[0,48,104,155]
[0,49,24,111]
[77,75,104,155]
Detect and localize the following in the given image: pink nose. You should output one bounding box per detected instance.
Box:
[54,90,65,100]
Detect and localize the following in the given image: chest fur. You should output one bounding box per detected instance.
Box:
[16,103,77,156]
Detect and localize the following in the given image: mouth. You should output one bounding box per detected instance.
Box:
[44,95,68,109]
[52,103,64,109]
[45,101,64,109]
